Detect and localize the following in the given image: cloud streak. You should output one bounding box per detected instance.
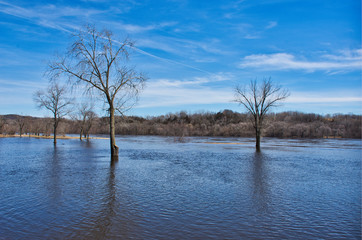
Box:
[265,21,277,29]
[137,73,362,109]
[0,1,215,75]
[239,49,362,72]
[0,1,98,32]
[137,74,234,108]
[101,19,178,34]
[288,96,361,103]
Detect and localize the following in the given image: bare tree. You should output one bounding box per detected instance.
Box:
[34,83,72,144]
[16,116,26,137]
[234,78,289,151]
[31,119,43,136]
[48,25,146,159]
[84,111,96,140]
[74,103,97,140]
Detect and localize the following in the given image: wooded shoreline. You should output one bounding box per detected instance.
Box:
[0,134,109,140]
[1,110,361,140]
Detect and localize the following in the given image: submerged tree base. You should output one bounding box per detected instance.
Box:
[111,144,119,160]
[111,156,119,165]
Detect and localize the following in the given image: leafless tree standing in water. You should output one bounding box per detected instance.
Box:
[34,83,72,144]
[16,116,26,137]
[75,103,97,141]
[234,78,289,151]
[48,25,146,160]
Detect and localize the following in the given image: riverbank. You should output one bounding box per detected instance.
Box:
[0,134,109,140]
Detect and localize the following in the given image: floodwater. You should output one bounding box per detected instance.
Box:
[0,136,360,239]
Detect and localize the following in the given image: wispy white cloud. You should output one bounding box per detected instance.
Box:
[322,49,362,61]
[173,24,201,33]
[137,73,234,108]
[233,23,258,39]
[134,35,233,71]
[135,38,181,55]
[241,20,279,38]
[0,1,215,75]
[0,78,45,89]
[113,21,178,33]
[138,78,362,109]
[185,38,228,55]
[138,86,232,108]
[148,72,232,88]
[244,34,261,39]
[0,46,47,66]
[132,46,214,75]
[0,1,227,70]
[0,1,104,32]
[137,35,231,56]
[265,21,277,29]
[0,0,139,34]
[191,57,217,63]
[233,22,277,39]
[287,91,362,103]
[0,1,105,19]
[239,49,362,72]
[222,0,247,16]
[288,96,362,103]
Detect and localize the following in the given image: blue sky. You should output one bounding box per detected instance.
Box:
[0,0,361,117]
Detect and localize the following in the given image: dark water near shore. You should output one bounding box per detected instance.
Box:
[0,136,361,239]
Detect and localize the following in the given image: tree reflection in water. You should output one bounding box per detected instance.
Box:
[45,143,142,238]
[88,160,118,238]
[89,158,142,239]
[251,151,270,213]
[48,145,62,203]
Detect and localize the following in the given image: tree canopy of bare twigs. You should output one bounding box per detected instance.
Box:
[48,25,147,160]
[234,78,289,151]
[73,103,97,140]
[34,83,72,144]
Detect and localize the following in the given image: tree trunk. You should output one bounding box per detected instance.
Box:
[109,107,119,160]
[53,124,57,144]
[255,128,261,152]
[53,116,57,145]
[80,127,83,140]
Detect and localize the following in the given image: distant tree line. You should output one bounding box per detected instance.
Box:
[0,110,360,139]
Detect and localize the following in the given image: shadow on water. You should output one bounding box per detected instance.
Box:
[251,151,270,213]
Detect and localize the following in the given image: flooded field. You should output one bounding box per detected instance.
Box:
[0,136,360,239]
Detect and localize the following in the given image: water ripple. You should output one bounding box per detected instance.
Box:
[0,137,360,239]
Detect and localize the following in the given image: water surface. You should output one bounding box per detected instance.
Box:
[0,136,361,239]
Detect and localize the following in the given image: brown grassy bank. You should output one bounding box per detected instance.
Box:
[0,134,108,140]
